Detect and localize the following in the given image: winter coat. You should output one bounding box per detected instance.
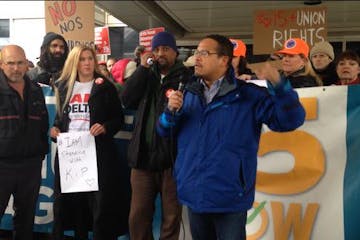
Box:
[157,70,305,213]
[314,62,338,86]
[283,68,320,88]
[27,65,61,86]
[52,74,129,235]
[0,70,48,166]
[121,60,192,171]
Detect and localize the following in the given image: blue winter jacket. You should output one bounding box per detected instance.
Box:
[157,70,305,213]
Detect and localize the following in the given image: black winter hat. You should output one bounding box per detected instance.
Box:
[151,31,178,52]
[42,32,67,47]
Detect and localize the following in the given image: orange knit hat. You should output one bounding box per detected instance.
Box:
[230,39,246,57]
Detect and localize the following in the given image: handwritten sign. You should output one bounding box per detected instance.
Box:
[253,6,327,54]
[45,1,95,50]
[57,131,98,193]
[139,27,165,51]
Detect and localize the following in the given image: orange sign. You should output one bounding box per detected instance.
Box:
[139,27,165,51]
[253,7,327,54]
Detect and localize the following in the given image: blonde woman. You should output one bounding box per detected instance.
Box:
[275,38,322,88]
[50,45,128,239]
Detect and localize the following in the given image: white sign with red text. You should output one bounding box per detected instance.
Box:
[139,27,164,51]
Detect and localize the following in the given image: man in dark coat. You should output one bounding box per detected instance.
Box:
[0,45,49,240]
[121,31,192,239]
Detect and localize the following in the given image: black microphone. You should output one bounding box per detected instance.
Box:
[173,82,185,113]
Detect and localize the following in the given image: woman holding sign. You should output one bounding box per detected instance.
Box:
[50,45,128,240]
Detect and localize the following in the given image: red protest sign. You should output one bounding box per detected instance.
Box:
[139,27,165,51]
[95,27,111,55]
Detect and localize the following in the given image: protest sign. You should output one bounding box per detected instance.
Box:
[139,27,164,51]
[45,1,95,49]
[57,131,98,193]
[253,6,327,54]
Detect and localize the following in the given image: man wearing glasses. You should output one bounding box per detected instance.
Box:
[121,31,192,239]
[0,45,48,240]
[157,35,305,239]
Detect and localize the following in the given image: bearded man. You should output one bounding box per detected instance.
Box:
[27,32,69,87]
[121,31,192,240]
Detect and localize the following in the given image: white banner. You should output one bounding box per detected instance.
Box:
[246,86,347,240]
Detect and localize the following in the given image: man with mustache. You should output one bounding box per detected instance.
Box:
[0,45,48,240]
[121,31,192,240]
[27,32,69,87]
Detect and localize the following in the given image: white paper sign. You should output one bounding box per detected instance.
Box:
[246,79,268,87]
[57,131,99,193]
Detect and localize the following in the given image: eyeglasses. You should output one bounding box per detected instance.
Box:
[194,50,218,57]
[3,61,27,68]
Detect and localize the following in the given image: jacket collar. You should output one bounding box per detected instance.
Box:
[217,67,238,97]
[152,60,185,81]
[186,66,238,98]
[90,74,107,96]
[281,67,306,78]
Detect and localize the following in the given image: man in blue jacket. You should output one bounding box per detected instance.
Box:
[157,34,305,240]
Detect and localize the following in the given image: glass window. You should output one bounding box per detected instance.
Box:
[346,41,360,56]
[331,42,343,59]
[0,19,10,38]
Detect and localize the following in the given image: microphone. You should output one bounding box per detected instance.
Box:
[137,46,154,65]
[173,82,185,113]
[147,58,154,65]
[177,82,185,92]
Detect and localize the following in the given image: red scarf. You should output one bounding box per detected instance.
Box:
[336,77,360,85]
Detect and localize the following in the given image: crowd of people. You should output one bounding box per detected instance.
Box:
[0,29,359,240]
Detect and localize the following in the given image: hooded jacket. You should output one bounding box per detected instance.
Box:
[27,32,69,86]
[157,69,305,213]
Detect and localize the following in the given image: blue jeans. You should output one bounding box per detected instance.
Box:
[187,208,247,240]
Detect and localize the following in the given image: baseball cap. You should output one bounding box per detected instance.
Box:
[276,38,309,59]
[230,39,246,57]
[183,55,195,67]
